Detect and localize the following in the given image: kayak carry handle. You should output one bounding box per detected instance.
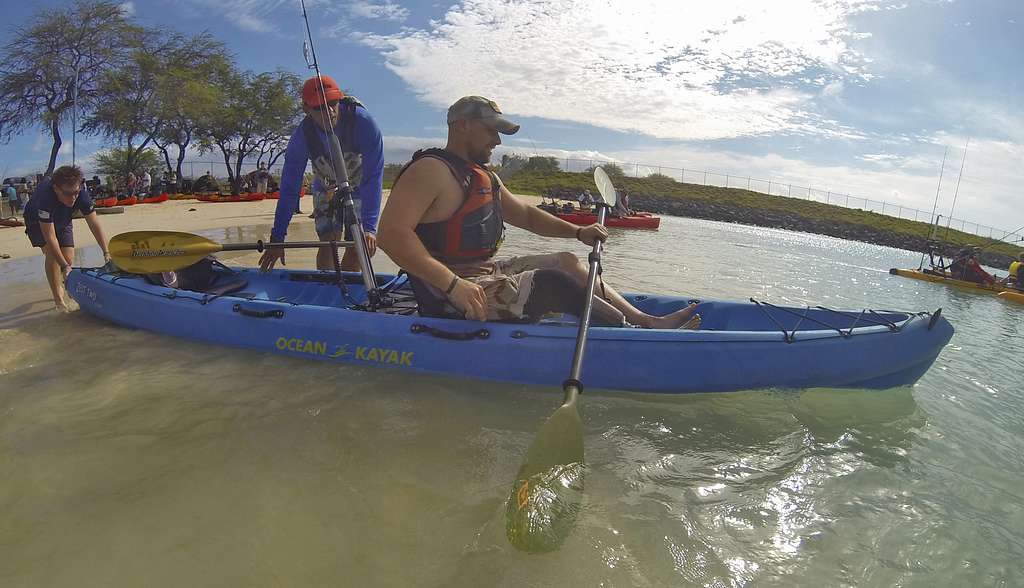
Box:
[232,304,285,319]
[410,323,490,341]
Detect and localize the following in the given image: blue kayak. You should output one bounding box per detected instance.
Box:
[67,266,954,393]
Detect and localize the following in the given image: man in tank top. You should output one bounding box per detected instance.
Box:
[377,96,699,329]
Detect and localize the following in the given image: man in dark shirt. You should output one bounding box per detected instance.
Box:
[23,165,111,312]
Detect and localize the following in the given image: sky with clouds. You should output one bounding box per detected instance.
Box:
[1,0,1021,234]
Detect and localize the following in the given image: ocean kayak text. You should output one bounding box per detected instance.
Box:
[274,337,413,367]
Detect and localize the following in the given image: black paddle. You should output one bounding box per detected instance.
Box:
[504,167,618,553]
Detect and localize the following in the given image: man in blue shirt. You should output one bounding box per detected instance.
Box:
[258,75,384,272]
[23,165,111,312]
[3,183,18,213]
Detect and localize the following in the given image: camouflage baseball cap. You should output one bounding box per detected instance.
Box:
[447,96,520,135]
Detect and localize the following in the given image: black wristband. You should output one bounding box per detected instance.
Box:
[445,275,459,295]
[575,227,582,241]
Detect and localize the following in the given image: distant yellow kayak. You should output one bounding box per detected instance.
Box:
[998,291,1024,304]
[888,268,1007,295]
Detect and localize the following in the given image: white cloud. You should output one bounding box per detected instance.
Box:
[361,0,888,142]
[235,13,275,33]
[348,0,409,21]
[179,0,293,34]
[118,2,136,17]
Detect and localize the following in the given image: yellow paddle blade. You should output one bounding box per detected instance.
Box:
[108,231,224,273]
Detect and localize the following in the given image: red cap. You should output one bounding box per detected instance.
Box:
[302,75,344,107]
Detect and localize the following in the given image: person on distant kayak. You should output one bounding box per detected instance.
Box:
[377,95,699,329]
[949,246,996,285]
[577,189,593,210]
[23,165,111,312]
[1006,253,1024,289]
[611,188,633,217]
[259,75,384,272]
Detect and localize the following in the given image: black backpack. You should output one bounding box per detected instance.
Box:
[145,256,219,292]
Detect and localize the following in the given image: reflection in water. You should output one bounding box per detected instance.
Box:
[2,217,1023,586]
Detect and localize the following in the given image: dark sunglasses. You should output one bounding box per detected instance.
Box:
[313,100,341,111]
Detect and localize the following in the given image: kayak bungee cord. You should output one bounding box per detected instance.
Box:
[298,0,381,310]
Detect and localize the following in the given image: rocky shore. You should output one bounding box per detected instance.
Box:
[630,193,1017,270]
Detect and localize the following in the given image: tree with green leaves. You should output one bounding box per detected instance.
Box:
[151,34,233,182]
[646,172,676,182]
[585,162,625,178]
[86,32,228,188]
[250,74,303,170]
[196,70,301,193]
[91,147,161,192]
[521,156,561,174]
[0,0,139,175]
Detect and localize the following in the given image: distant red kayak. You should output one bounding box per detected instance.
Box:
[197,193,265,203]
[140,193,169,204]
[551,210,661,229]
[118,195,138,206]
[94,197,119,208]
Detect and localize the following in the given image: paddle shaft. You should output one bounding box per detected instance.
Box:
[565,204,609,392]
[220,239,354,252]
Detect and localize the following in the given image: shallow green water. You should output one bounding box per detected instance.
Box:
[1,217,1021,587]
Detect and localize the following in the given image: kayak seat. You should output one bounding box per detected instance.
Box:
[408,274,463,319]
[407,273,533,324]
[204,275,249,297]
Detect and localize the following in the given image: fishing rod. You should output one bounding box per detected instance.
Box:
[974,224,1024,254]
[299,0,381,309]
[919,146,948,271]
[943,138,970,240]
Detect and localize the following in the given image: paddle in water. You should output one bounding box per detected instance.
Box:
[504,167,619,553]
[108,230,352,274]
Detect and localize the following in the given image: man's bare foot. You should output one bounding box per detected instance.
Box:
[646,302,699,329]
[54,303,70,314]
[679,314,701,330]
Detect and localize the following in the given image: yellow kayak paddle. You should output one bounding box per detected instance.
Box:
[108,230,351,273]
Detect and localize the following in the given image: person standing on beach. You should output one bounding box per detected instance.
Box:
[3,183,18,214]
[139,170,152,197]
[22,165,111,312]
[258,75,383,272]
[377,95,699,329]
[125,172,136,197]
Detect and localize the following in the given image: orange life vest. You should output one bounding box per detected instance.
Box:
[399,148,504,263]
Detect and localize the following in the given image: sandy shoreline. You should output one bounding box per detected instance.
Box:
[0,191,546,263]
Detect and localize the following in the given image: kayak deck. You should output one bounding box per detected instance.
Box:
[68,266,954,393]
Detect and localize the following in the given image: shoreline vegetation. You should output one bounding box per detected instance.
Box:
[486,170,1023,270]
